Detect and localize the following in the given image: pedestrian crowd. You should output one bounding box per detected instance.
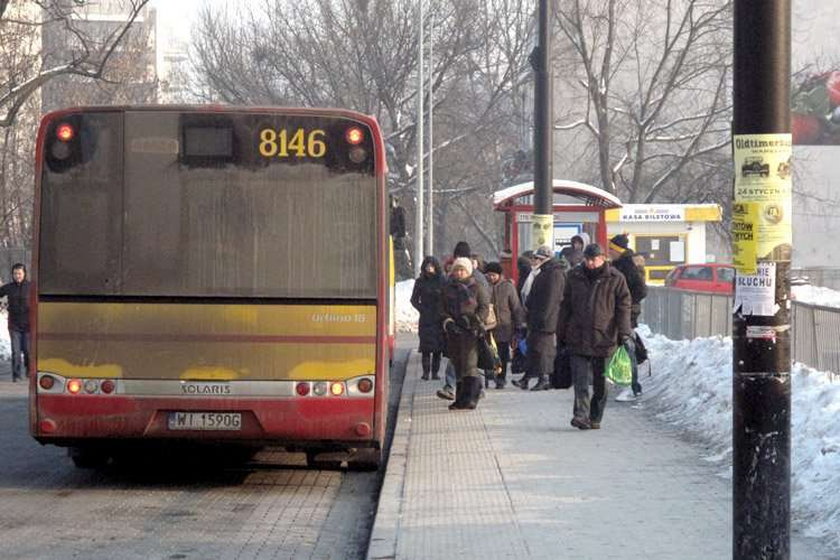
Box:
[410,235,648,429]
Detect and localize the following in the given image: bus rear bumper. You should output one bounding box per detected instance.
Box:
[32,394,378,448]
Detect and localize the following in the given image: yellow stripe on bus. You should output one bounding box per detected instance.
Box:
[37,302,376,381]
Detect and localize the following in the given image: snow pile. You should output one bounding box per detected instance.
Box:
[640,324,840,551]
[792,284,840,309]
[0,311,9,361]
[395,279,419,333]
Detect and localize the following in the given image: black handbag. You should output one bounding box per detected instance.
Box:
[551,346,573,389]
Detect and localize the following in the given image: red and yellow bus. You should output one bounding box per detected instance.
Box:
[30,106,392,469]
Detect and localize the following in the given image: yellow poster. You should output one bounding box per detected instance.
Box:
[732,201,758,274]
[732,134,792,262]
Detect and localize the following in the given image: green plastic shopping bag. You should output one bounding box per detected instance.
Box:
[605,345,632,385]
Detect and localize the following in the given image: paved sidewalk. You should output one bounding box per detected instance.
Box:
[368,350,831,560]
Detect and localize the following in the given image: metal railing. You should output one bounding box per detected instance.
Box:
[642,286,840,375]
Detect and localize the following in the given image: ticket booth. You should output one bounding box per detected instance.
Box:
[605,203,723,284]
[493,180,622,283]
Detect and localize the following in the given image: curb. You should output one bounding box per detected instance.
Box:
[366,350,419,560]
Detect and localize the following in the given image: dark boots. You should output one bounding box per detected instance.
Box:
[421,353,431,380]
[514,375,531,390]
[448,381,466,410]
[530,375,550,391]
[449,377,482,410]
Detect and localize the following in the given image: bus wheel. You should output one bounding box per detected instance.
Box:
[347,448,382,471]
[68,446,110,469]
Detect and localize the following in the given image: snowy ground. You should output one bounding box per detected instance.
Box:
[792,283,840,308]
[633,325,840,553]
[395,279,840,553]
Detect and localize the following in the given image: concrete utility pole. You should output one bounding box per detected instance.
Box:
[731,1,792,558]
[414,0,425,273]
[531,0,553,251]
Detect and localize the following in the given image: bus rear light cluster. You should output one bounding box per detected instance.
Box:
[295,381,349,397]
[38,373,118,395]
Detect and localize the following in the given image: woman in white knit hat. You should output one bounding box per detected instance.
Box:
[440,257,490,410]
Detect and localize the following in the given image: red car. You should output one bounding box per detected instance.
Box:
[664,263,735,294]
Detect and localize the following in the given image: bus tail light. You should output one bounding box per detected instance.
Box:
[345,126,365,145]
[100,379,115,394]
[348,147,367,164]
[330,382,345,396]
[39,375,56,390]
[357,378,373,393]
[39,419,57,433]
[56,123,75,142]
[313,382,328,396]
[66,379,82,394]
[296,382,311,396]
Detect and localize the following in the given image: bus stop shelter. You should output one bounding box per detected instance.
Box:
[492,180,622,282]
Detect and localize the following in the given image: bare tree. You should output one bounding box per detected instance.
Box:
[0,0,152,127]
[552,0,733,204]
[191,0,535,260]
[0,0,154,249]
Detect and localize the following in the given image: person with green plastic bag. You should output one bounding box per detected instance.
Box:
[557,244,632,430]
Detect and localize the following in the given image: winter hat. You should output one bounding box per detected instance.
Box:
[583,243,604,259]
[533,245,553,260]
[485,261,503,275]
[453,241,472,258]
[451,257,474,275]
[609,234,629,253]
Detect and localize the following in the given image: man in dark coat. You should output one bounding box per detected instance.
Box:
[518,245,565,391]
[440,257,490,410]
[558,244,632,429]
[609,233,647,398]
[560,235,585,268]
[411,256,446,380]
[0,263,31,382]
[484,261,525,389]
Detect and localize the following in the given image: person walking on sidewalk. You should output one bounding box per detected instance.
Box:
[0,264,31,382]
[608,234,647,400]
[518,246,565,392]
[484,261,525,389]
[411,256,446,381]
[558,244,631,429]
[440,257,490,410]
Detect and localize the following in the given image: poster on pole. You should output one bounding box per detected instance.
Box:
[732,134,793,269]
[734,262,777,317]
[732,201,759,274]
[532,214,554,250]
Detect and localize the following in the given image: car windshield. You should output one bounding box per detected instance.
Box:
[717,267,735,283]
[682,266,713,280]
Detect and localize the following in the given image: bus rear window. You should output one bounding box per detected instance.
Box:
[38,110,378,299]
